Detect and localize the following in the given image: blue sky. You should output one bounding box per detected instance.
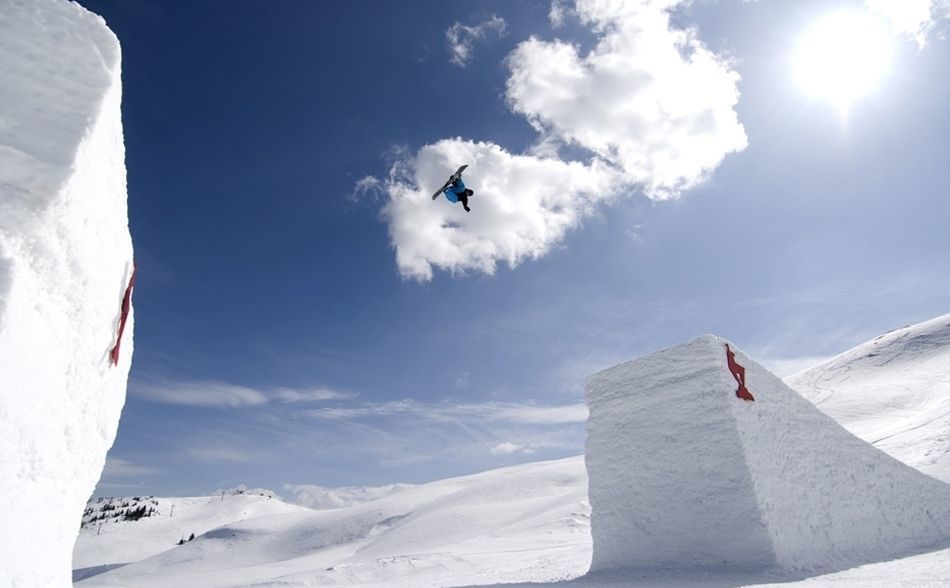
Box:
[80,0,950,499]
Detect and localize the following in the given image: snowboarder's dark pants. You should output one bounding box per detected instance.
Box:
[459,189,473,212]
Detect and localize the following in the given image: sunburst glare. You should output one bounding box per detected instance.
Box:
[793,11,894,110]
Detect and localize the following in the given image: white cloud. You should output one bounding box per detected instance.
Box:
[866,0,950,45]
[382,139,618,281]
[489,402,588,424]
[506,0,747,199]
[283,482,412,510]
[131,377,353,408]
[274,386,355,403]
[490,441,532,455]
[302,399,418,420]
[101,457,163,480]
[380,0,747,281]
[188,446,255,463]
[549,0,572,27]
[446,15,508,67]
[349,175,384,203]
[132,378,269,407]
[278,398,586,471]
[301,398,587,425]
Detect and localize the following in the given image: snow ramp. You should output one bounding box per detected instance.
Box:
[585,335,950,575]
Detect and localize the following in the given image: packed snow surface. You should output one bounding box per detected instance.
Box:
[73,494,313,582]
[0,0,133,585]
[787,312,950,483]
[76,458,591,587]
[75,317,950,587]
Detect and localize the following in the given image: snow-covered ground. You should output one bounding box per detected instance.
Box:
[76,457,591,587]
[74,314,950,587]
[0,0,133,585]
[787,313,950,483]
[74,493,313,582]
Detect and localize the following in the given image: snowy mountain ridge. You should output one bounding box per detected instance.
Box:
[82,496,161,528]
[81,489,286,529]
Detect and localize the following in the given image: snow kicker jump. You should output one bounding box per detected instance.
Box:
[585,335,950,575]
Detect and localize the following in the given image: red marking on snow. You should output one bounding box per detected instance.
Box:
[110,264,137,366]
[726,344,755,402]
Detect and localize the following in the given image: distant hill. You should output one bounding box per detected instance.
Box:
[75,457,590,586]
[787,313,950,483]
[73,492,312,582]
[82,496,160,527]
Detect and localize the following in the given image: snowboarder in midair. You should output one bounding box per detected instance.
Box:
[432,164,474,212]
[443,177,474,212]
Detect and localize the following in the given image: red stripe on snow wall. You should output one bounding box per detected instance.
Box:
[110,264,137,366]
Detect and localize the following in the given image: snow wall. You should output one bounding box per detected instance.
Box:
[585,335,950,574]
[0,0,134,585]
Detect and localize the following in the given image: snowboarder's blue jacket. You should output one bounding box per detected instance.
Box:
[443,179,467,203]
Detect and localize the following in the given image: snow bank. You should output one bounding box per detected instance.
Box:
[0,0,133,585]
[585,335,950,575]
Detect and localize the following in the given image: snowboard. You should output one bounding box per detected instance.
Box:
[431,164,468,200]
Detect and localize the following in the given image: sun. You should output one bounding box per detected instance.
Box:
[793,11,893,109]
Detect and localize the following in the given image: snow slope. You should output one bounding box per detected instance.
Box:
[73,494,313,582]
[586,335,950,575]
[76,457,591,587]
[0,0,133,585]
[786,313,950,483]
